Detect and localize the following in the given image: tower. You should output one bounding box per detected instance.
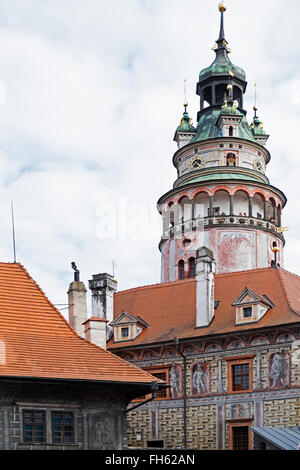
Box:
[158,3,286,282]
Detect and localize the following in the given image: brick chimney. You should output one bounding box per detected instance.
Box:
[67,263,88,338]
[195,247,216,328]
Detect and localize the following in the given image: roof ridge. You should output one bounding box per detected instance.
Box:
[215,267,275,278]
[116,278,195,296]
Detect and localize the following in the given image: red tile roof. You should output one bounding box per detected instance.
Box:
[109,268,300,349]
[0,263,157,384]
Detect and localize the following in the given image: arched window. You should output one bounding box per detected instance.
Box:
[178,260,185,280]
[188,258,196,278]
[226,153,236,167]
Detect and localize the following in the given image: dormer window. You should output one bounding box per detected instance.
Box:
[232,288,273,325]
[111,312,148,343]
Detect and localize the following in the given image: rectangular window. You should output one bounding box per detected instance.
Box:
[226,356,254,394]
[52,411,75,444]
[152,372,167,399]
[121,327,129,338]
[232,364,250,391]
[243,307,252,318]
[232,426,249,450]
[23,410,46,443]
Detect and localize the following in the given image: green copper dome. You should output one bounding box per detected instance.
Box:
[199,56,246,82]
[176,111,196,133]
[251,112,268,137]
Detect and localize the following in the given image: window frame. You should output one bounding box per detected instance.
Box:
[19,405,79,446]
[23,409,46,444]
[51,410,75,445]
[227,419,254,450]
[121,327,129,338]
[225,355,255,394]
[243,307,253,319]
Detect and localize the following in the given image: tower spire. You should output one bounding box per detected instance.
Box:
[218,2,226,42]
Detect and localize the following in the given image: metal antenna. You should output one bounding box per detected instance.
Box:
[11,200,16,263]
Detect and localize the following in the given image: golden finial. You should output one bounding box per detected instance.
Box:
[218,2,226,13]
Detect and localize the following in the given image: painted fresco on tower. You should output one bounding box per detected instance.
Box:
[217,231,255,273]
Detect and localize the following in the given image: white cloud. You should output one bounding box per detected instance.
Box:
[0,0,298,318]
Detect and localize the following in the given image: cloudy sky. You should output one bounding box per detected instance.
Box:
[0,0,299,317]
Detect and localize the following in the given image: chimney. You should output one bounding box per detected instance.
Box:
[67,263,88,338]
[195,247,216,328]
[83,318,108,350]
[88,273,118,340]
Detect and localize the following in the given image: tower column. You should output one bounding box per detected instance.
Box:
[264,200,267,220]
[229,195,234,216]
[209,196,214,217]
[248,196,253,218]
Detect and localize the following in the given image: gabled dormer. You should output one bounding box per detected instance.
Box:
[232,287,274,325]
[110,312,148,342]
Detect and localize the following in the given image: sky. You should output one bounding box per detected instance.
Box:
[0,0,299,317]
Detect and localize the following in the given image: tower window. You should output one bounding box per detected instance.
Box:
[229,126,234,137]
[178,260,185,280]
[226,153,236,167]
[188,258,196,278]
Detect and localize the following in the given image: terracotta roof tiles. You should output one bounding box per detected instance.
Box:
[109,267,300,349]
[0,263,157,385]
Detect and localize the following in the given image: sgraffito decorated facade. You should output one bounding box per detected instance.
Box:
[104,3,300,450]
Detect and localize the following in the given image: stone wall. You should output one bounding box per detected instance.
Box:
[0,379,132,450]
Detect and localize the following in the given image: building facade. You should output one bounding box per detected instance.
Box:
[104,4,300,450]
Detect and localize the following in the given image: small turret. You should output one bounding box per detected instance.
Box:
[173,103,196,149]
[216,98,243,137]
[250,106,269,146]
